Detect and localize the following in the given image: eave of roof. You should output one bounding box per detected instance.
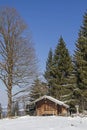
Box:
[29,95,69,108]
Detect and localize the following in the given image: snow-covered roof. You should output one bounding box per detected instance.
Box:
[30,95,69,108]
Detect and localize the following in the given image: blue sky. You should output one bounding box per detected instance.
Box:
[0,0,87,106]
[1,0,87,72]
[0,0,87,72]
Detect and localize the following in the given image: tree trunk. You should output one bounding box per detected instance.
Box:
[7,67,13,117]
[7,87,12,117]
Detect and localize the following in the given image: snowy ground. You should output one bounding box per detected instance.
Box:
[0,116,87,130]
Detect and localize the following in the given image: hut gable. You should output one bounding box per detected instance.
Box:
[32,95,69,108]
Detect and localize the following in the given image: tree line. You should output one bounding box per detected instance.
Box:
[44,11,87,112]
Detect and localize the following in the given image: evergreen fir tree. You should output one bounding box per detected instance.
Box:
[44,48,53,86]
[74,11,87,111]
[44,48,55,95]
[44,36,75,103]
[50,36,74,100]
[29,78,48,102]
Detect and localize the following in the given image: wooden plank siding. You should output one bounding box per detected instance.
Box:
[36,98,67,116]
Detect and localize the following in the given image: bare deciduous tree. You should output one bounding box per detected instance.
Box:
[0,7,38,117]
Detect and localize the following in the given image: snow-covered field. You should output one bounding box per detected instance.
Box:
[0,116,87,130]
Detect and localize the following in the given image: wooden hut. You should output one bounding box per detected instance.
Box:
[26,95,69,116]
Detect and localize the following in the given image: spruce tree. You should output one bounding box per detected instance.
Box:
[74,11,87,111]
[44,48,54,88]
[44,47,59,96]
[29,78,48,101]
[51,37,74,100]
[45,36,75,102]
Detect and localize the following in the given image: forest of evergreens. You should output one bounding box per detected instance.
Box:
[30,11,87,113]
